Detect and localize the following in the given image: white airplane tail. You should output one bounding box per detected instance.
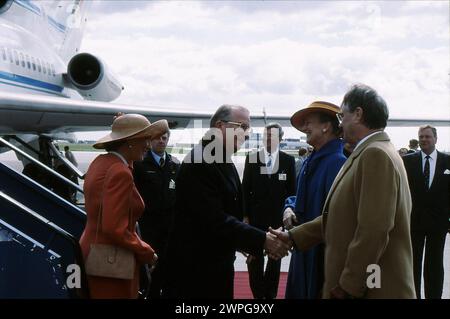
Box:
[41,0,91,63]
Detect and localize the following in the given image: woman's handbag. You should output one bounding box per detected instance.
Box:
[85,243,135,280]
[85,186,136,280]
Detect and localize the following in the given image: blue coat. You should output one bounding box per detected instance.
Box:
[284,138,346,299]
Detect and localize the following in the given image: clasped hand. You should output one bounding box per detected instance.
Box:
[263,227,293,260]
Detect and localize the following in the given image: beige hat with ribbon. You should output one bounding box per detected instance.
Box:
[290,101,340,132]
[93,114,169,149]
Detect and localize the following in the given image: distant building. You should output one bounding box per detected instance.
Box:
[243,132,262,149]
[280,137,308,150]
[243,133,308,151]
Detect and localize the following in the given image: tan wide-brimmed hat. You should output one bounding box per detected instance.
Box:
[93,114,169,149]
[290,101,340,132]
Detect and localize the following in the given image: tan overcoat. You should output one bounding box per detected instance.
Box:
[289,132,416,298]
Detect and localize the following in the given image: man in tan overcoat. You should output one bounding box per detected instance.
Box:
[273,84,416,299]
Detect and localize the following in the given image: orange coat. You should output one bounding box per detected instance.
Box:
[80,153,155,299]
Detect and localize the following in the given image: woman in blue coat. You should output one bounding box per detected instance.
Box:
[283,101,347,299]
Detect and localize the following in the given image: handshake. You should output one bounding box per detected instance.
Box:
[263,227,293,260]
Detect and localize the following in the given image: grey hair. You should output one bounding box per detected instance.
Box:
[209,104,248,128]
[342,83,389,129]
[265,122,284,141]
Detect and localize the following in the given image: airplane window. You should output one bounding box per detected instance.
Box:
[19,52,25,68]
[13,50,19,65]
[2,48,6,61]
[51,64,55,76]
[7,48,13,63]
[37,59,41,72]
[25,55,31,69]
[46,62,51,76]
[43,61,47,74]
[31,56,36,71]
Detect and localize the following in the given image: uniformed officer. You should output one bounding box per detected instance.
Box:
[133,130,180,299]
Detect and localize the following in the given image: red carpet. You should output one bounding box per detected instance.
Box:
[234,271,287,299]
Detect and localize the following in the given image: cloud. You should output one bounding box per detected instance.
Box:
[90,0,149,14]
[80,0,449,122]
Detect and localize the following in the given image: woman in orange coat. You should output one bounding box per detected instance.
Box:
[80,113,169,299]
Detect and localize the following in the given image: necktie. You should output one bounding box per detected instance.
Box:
[159,157,165,168]
[423,155,430,189]
[267,154,272,168]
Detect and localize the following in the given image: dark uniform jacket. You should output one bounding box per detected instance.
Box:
[133,152,180,252]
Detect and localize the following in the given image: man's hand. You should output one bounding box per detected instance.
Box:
[283,207,298,230]
[113,112,125,120]
[264,227,292,260]
[268,226,292,246]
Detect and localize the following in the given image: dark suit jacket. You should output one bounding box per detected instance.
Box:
[242,150,296,230]
[164,140,266,298]
[133,152,180,252]
[403,151,450,232]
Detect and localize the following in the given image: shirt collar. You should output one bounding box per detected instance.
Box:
[421,149,437,161]
[150,150,166,164]
[263,147,279,159]
[354,131,384,151]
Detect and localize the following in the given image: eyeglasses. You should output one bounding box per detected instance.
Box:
[336,112,344,125]
[222,120,251,132]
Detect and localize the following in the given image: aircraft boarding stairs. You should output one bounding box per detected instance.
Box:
[0,161,89,298]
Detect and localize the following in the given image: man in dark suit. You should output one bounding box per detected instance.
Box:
[408,138,419,154]
[403,125,450,299]
[163,105,291,299]
[242,123,296,299]
[134,130,180,299]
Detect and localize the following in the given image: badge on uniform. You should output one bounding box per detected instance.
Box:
[278,173,287,181]
[169,179,176,189]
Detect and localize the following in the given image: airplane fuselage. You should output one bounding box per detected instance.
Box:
[0,0,88,99]
[0,18,72,97]
[0,1,78,97]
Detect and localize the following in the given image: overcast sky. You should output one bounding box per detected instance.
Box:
[80,0,450,150]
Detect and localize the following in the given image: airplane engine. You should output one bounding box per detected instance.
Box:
[66,53,123,102]
[0,0,13,14]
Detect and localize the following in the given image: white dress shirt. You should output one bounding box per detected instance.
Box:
[421,149,437,188]
[263,147,279,175]
[353,131,384,152]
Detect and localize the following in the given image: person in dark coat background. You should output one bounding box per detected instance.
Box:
[163,104,291,299]
[407,138,419,154]
[282,101,346,299]
[403,125,450,299]
[242,122,296,299]
[134,129,180,299]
